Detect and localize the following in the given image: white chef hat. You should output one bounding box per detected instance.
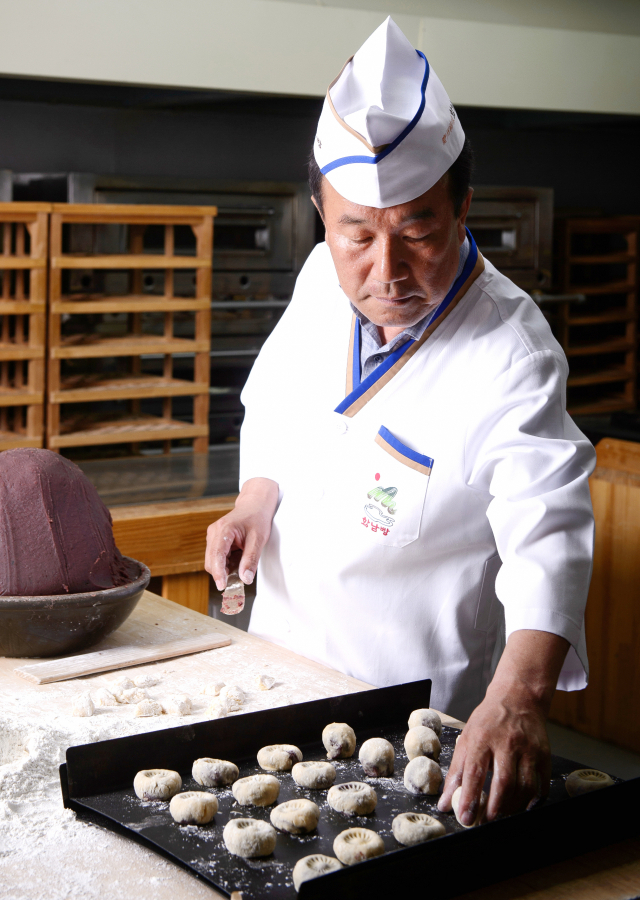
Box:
[314,17,465,209]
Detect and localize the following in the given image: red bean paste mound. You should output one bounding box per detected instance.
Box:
[0,448,134,595]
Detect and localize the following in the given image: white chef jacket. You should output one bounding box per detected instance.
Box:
[240,234,595,721]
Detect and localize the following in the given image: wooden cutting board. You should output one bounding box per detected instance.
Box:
[12,590,232,684]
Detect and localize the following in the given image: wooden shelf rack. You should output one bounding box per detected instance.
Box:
[555,218,638,416]
[47,204,216,455]
[0,203,49,450]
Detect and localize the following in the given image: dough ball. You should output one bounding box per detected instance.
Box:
[134,699,163,717]
[92,687,116,707]
[566,769,615,797]
[403,757,443,795]
[161,694,192,716]
[333,828,385,865]
[292,761,336,790]
[206,698,229,719]
[257,744,303,772]
[270,798,319,834]
[72,692,94,717]
[111,675,135,692]
[220,684,244,711]
[192,757,239,788]
[359,737,394,777]
[327,782,377,816]
[256,673,276,691]
[134,769,182,801]
[292,855,343,891]
[120,687,148,704]
[201,681,225,697]
[169,791,218,825]
[223,817,276,858]
[133,673,159,688]
[392,812,446,846]
[408,708,442,736]
[404,726,441,762]
[452,786,487,828]
[232,774,280,807]
[322,723,356,760]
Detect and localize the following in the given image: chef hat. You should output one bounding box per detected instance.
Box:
[314,17,465,209]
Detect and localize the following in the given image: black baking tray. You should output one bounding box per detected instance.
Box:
[60,680,640,899]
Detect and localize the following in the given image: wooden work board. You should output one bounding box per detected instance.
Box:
[1,593,638,900]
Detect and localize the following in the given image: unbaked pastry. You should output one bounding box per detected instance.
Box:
[232,774,280,807]
[404,726,441,761]
[392,812,446,845]
[292,761,336,790]
[322,723,356,760]
[256,673,276,691]
[120,687,148,705]
[201,681,225,697]
[133,768,182,801]
[220,684,244,711]
[169,791,218,825]
[359,737,394,777]
[403,757,443,795]
[133,673,159,688]
[566,769,614,796]
[72,692,94,717]
[134,699,163,717]
[206,698,229,719]
[270,798,319,834]
[408,708,442,736]
[223,818,277,858]
[257,744,303,772]
[327,782,377,816]
[161,694,192,716]
[452,785,487,828]
[92,687,116,707]
[333,828,384,865]
[192,757,239,788]
[292,855,343,891]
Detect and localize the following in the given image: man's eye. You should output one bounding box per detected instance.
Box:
[405,234,429,243]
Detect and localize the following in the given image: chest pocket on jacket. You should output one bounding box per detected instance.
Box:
[358,425,433,549]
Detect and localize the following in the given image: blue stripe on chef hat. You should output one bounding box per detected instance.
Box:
[320,50,430,175]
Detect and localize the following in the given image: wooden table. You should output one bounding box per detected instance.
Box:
[2,593,636,900]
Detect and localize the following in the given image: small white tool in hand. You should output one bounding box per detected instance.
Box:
[221,570,245,616]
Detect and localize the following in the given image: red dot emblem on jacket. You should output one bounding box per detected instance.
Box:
[375,473,380,481]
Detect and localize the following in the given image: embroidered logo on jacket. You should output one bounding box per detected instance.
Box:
[362,483,397,535]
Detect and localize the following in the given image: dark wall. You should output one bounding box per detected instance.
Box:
[0,78,638,215]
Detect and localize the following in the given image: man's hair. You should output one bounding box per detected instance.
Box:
[308,138,475,219]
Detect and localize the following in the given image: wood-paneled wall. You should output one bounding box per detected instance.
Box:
[550,438,640,753]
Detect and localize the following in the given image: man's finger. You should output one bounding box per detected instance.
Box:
[239,529,265,585]
[486,751,517,820]
[457,747,491,826]
[207,531,236,591]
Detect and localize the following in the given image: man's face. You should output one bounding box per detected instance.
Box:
[316,176,472,330]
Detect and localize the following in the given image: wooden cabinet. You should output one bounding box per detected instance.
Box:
[550,438,640,753]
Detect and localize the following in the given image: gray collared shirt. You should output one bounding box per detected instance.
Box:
[353,235,470,381]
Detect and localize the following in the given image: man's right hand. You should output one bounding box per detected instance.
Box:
[205,477,279,591]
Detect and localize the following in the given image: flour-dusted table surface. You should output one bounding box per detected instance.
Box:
[2,591,638,900]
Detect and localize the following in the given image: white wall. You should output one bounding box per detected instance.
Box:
[0,0,639,114]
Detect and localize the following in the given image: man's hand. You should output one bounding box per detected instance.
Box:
[438,630,570,824]
[205,477,279,591]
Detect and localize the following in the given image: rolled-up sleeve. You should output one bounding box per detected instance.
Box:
[465,349,596,690]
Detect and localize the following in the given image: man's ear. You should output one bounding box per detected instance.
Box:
[458,188,473,240]
[311,194,325,225]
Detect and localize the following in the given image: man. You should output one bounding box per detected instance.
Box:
[205,18,595,825]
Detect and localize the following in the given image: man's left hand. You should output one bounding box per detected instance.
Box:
[438,630,570,824]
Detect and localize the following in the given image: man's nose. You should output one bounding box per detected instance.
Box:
[371,235,407,286]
